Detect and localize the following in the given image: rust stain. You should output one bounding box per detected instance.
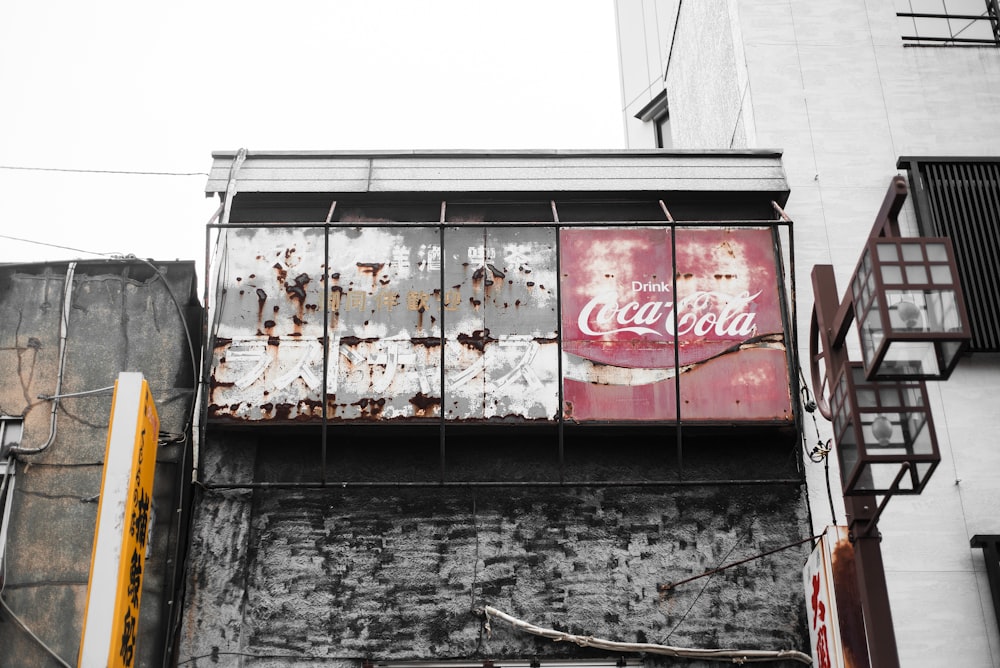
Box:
[352,397,386,420]
[456,329,492,352]
[285,273,310,301]
[356,262,385,286]
[272,263,288,284]
[409,393,441,417]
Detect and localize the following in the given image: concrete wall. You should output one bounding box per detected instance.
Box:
[621,0,1000,664]
[0,261,200,667]
[179,435,811,667]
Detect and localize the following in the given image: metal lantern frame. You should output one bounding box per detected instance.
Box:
[851,233,970,381]
[829,362,939,496]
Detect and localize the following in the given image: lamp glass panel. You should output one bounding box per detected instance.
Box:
[878,340,941,377]
[876,243,898,261]
[930,265,953,284]
[926,290,963,331]
[837,427,860,488]
[860,306,883,368]
[881,265,903,283]
[905,265,928,284]
[860,411,910,455]
[901,242,924,262]
[854,462,917,493]
[926,243,948,262]
[907,413,934,454]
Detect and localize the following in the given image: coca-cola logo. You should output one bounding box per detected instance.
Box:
[577,289,761,339]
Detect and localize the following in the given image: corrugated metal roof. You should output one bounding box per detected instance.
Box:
[205,149,788,198]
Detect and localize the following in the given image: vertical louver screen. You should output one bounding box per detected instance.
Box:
[900,158,1000,352]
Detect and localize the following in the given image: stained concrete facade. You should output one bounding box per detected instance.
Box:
[176,150,814,667]
[0,260,201,667]
[616,1,1000,665]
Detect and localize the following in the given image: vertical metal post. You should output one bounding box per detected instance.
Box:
[660,200,683,477]
[846,496,900,668]
[439,203,447,483]
[814,265,901,668]
[321,202,335,486]
[551,200,565,482]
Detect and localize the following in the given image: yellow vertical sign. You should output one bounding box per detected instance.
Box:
[79,373,159,668]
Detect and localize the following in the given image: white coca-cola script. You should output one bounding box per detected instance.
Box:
[577,290,761,338]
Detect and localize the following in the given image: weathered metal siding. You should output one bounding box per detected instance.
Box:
[444,226,559,420]
[209,226,446,422]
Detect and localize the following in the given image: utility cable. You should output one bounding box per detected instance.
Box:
[0,596,73,668]
[658,534,820,593]
[0,233,112,258]
[10,262,75,456]
[0,164,208,177]
[662,518,754,644]
[484,605,812,665]
[798,366,838,526]
[0,472,73,668]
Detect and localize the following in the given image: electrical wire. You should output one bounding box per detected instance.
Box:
[0,466,73,668]
[484,605,812,665]
[0,596,73,668]
[0,164,208,177]
[662,518,754,644]
[10,262,75,456]
[658,534,820,592]
[0,233,114,257]
[798,367,838,526]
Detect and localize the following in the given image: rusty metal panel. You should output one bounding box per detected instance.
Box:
[443,226,559,421]
[209,227,328,421]
[325,227,443,420]
[209,226,444,422]
[560,227,791,423]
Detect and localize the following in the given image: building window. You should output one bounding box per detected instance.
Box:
[897,0,1000,46]
[898,157,1000,351]
[634,89,671,149]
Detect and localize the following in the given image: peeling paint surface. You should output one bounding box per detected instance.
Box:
[209,226,559,422]
[209,225,790,425]
[560,227,792,422]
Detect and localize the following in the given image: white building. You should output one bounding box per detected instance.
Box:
[616,1,1000,665]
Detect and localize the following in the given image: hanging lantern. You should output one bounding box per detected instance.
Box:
[851,236,971,380]
[829,363,940,496]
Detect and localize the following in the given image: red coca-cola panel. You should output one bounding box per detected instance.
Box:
[560,227,792,423]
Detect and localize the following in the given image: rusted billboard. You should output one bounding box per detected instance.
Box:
[208,225,790,424]
[560,227,791,422]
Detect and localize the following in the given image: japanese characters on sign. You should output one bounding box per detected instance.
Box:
[208,225,790,425]
[79,373,159,668]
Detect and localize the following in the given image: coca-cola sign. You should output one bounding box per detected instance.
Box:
[560,227,791,423]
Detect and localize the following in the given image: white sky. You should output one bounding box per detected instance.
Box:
[0,1,625,279]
